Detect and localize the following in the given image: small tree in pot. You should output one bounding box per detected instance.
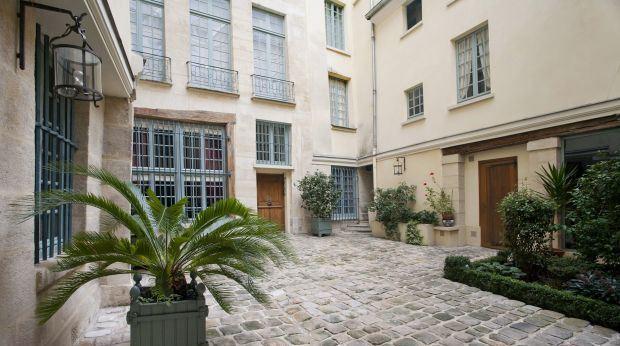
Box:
[296,171,341,236]
[14,166,294,345]
[368,183,416,240]
[424,173,455,226]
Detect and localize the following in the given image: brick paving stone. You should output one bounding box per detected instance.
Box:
[76,232,620,346]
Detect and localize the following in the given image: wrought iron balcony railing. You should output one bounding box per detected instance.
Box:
[187,62,238,94]
[251,75,295,104]
[137,51,171,84]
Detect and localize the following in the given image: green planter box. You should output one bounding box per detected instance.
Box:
[127,276,208,346]
[311,218,332,236]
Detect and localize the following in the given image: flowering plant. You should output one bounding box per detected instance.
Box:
[424,172,454,219]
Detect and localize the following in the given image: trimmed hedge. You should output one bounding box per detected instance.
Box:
[444,256,620,330]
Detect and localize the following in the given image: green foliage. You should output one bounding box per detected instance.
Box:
[443,256,620,330]
[568,160,620,270]
[496,249,512,264]
[296,171,341,219]
[566,271,620,305]
[474,262,525,280]
[423,173,454,218]
[536,163,577,217]
[368,183,416,239]
[405,220,423,245]
[497,188,555,277]
[546,256,598,283]
[415,210,439,225]
[13,165,295,324]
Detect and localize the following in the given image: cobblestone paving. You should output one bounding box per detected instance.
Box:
[79,231,620,345]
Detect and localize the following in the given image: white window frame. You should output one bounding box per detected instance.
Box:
[329,76,349,127]
[256,121,291,166]
[325,0,345,50]
[406,83,424,118]
[403,0,422,31]
[189,0,232,69]
[455,25,491,102]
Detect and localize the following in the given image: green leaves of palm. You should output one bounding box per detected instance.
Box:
[536,163,577,211]
[14,165,295,324]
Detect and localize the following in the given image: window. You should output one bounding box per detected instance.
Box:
[256,121,291,166]
[188,0,236,92]
[456,26,490,102]
[406,84,424,118]
[132,118,228,218]
[405,0,422,30]
[130,0,168,82]
[331,166,358,220]
[325,1,345,50]
[329,77,348,127]
[34,24,76,263]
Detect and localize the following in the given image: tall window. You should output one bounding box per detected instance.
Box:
[456,26,490,102]
[406,84,424,118]
[329,77,348,127]
[256,121,291,166]
[331,166,358,220]
[188,0,235,92]
[34,24,76,263]
[253,8,286,80]
[325,1,345,50]
[132,118,228,218]
[130,0,167,82]
[405,0,422,30]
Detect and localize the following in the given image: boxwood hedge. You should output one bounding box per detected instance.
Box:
[444,256,620,330]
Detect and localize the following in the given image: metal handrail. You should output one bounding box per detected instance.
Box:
[135,51,172,84]
[187,61,238,94]
[251,74,295,103]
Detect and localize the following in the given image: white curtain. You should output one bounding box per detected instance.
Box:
[457,36,473,100]
[476,29,490,91]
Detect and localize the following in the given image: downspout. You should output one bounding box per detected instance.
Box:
[371,22,378,191]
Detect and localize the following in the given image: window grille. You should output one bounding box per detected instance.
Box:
[329,77,348,127]
[331,166,358,220]
[256,121,291,166]
[132,118,228,218]
[131,0,169,82]
[325,1,345,50]
[456,26,490,102]
[407,84,424,118]
[34,24,76,263]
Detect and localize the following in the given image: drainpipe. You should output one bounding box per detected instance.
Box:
[371,22,378,191]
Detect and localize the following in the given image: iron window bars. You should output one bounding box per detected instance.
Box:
[187,62,238,94]
[456,26,490,102]
[256,121,291,166]
[132,118,229,218]
[406,84,424,118]
[34,24,76,263]
[331,166,358,221]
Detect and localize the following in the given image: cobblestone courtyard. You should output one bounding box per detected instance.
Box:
[80,231,620,346]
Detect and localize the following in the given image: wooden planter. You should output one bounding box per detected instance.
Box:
[126,274,208,346]
[311,218,332,236]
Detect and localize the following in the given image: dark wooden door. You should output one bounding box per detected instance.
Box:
[257,174,285,231]
[479,157,518,248]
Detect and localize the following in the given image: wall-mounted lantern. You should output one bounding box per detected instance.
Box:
[393,157,406,175]
[18,1,103,104]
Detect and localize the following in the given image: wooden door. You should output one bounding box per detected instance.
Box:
[257,174,285,231]
[479,157,518,248]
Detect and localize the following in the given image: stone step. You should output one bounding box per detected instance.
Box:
[346,223,371,233]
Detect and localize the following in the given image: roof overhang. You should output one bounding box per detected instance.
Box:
[365,0,397,22]
[28,0,135,99]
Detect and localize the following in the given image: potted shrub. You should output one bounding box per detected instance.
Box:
[424,172,455,227]
[16,166,294,345]
[368,183,416,241]
[416,210,439,245]
[296,171,341,236]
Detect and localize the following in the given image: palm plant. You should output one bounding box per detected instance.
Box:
[14,165,295,324]
[536,163,577,223]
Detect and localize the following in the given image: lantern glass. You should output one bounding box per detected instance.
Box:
[53,44,103,101]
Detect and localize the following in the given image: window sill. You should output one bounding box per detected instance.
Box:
[254,163,294,171]
[448,93,494,111]
[187,84,240,97]
[401,21,423,40]
[331,125,357,133]
[326,46,351,57]
[251,96,296,107]
[401,115,425,126]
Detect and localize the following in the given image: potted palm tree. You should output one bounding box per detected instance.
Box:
[296,171,341,236]
[15,165,294,346]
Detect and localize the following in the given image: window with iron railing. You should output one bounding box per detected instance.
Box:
[34,24,76,263]
[332,166,358,220]
[188,0,237,93]
[325,1,345,50]
[256,121,291,166]
[131,0,170,83]
[132,118,229,218]
[456,26,490,102]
